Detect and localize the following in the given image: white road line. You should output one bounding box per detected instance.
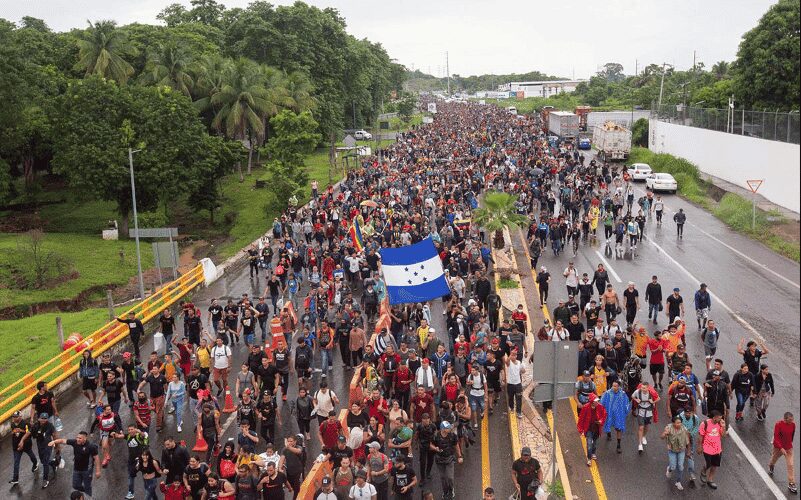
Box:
[728,427,786,500]
[634,185,799,289]
[594,250,622,282]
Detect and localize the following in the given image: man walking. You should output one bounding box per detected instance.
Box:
[694,283,711,330]
[117,312,145,360]
[673,208,686,239]
[48,431,101,497]
[8,411,38,486]
[645,275,662,325]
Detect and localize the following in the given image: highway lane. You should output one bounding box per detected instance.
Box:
[0,258,511,499]
[522,154,799,497]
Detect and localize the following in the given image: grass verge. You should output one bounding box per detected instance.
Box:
[0,232,153,312]
[628,147,800,261]
[0,306,128,389]
[498,278,520,289]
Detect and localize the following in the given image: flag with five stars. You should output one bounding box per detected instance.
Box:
[380,237,450,305]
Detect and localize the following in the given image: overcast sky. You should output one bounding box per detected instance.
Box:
[2,0,778,78]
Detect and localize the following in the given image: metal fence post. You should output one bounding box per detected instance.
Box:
[56,316,64,349]
[107,289,115,321]
[741,109,745,135]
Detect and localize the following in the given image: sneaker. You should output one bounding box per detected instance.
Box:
[642,437,647,446]
[32,463,39,473]
[768,464,774,476]
[177,424,182,433]
[638,444,643,453]
[516,412,523,419]
[42,480,49,489]
[708,482,718,489]
[675,482,684,491]
[8,480,18,486]
[126,492,135,499]
[789,483,798,494]
[666,466,671,478]
[168,406,175,414]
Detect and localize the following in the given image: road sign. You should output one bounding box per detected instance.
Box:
[427,102,437,114]
[129,227,178,238]
[530,341,578,403]
[746,179,763,193]
[343,135,357,148]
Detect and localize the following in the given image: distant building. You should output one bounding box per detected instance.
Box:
[497,80,586,98]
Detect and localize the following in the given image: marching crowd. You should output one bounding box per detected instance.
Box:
[7,100,795,500]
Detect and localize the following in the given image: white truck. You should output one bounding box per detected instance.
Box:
[592,121,632,161]
[547,111,579,139]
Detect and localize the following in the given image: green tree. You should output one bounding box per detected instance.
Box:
[631,118,649,147]
[397,93,416,123]
[710,61,730,81]
[472,192,528,249]
[140,42,195,96]
[75,20,135,84]
[599,63,625,83]
[263,110,320,212]
[731,0,800,110]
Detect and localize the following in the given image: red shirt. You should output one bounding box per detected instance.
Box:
[319,419,342,449]
[366,397,388,425]
[411,393,434,422]
[773,420,795,450]
[393,369,414,393]
[648,338,669,365]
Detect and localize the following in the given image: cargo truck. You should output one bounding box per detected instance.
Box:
[592,121,632,161]
[548,111,579,139]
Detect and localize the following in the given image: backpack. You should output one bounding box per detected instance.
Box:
[295,347,310,370]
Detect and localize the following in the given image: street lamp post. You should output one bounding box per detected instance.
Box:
[128,148,145,300]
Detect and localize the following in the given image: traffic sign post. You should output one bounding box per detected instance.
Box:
[746,180,764,231]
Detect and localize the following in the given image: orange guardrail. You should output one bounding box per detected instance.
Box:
[296,409,350,499]
[0,263,206,424]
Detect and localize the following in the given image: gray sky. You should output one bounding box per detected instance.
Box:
[2,0,778,78]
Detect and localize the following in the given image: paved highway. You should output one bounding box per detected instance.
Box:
[519,147,800,499]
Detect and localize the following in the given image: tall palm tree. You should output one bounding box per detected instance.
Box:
[711,61,730,81]
[284,71,316,113]
[209,58,274,181]
[75,20,135,84]
[472,191,529,249]
[140,43,194,96]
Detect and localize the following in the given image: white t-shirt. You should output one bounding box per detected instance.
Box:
[211,345,232,369]
[349,482,377,499]
[507,360,523,385]
[314,389,337,416]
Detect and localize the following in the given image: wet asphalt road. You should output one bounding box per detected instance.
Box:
[0,252,513,499]
[527,150,800,499]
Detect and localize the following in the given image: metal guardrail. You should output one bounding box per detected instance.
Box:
[0,264,206,423]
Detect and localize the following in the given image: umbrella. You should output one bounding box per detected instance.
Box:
[360,200,378,208]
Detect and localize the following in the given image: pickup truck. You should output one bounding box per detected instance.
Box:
[354,130,372,141]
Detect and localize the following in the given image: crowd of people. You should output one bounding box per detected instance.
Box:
[7,100,796,499]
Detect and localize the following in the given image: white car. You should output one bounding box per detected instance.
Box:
[627,163,653,181]
[646,173,678,193]
[354,130,372,140]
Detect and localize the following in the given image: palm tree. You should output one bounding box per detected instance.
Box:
[140,43,194,96]
[284,71,316,113]
[193,54,230,113]
[75,20,135,84]
[209,58,275,181]
[711,61,730,81]
[472,191,529,249]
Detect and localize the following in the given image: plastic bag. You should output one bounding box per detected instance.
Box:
[53,416,64,432]
[153,332,164,353]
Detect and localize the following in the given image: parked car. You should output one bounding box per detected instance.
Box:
[627,162,653,181]
[578,137,591,150]
[646,172,678,193]
[354,130,372,140]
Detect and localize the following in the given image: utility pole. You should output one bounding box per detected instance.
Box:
[657,63,672,112]
[635,59,638,77]
[128,148,145,300]
[446,51,450,96]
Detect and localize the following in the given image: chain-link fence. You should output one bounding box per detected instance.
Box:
[653,104,800,144]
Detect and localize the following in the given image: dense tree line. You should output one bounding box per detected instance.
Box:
[0,0,404,227]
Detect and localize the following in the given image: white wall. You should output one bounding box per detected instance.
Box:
[649,119,801,213]
[587,111,651,129]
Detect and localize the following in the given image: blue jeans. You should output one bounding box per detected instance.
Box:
[648,303,659,319]
[12,448,37,480]
[668,450,686,482]
[164,334,173,354]
[172,395,184,427]
[736,391,749,412]
[586,430,598,459]
[73,468,94,496]
[686,435,696,474]
[143,477,158,500]
[259,320,268,341]
[188,397,199,428]
[37,444,52,481]
[320,349,333,376]
[128,460,137,495]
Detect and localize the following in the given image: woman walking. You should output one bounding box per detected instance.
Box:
[661,416,690,490]
[754,364,775,422]
[134,449,163,500]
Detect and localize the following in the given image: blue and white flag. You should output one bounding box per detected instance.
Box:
[380,237,450,305]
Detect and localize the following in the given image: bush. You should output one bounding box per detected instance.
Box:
[632,118,649,147]
[713,193,767,232]
[136,210,169,228]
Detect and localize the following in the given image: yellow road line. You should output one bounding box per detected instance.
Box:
[546,409,574,500]
[481,411,491,490]
[569,396,609,500]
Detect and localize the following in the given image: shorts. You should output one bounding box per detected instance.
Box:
[637,355,647,368]
[703,452,722,468]
[696,307,710,320]
[649,363,665,375]
[487,379,501,392]
[213,367,229,382]
[82,378,97,391]
[468,394,485,412]
[637,415,653,426]
[704,346,717,358]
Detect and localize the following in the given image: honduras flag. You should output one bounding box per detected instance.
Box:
[380,237,450,305]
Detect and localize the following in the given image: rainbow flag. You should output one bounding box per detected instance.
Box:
[349,218,365,252]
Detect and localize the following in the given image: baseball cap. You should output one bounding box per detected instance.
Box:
[583,370,591,376]
[367,442,381,449]
[12,411,21,418]
[321,476,332,486]
[122,352,132,359]
[521,447,532,456]
[422,358,430,364]
[39,412,50,420]
[673,287,680,292]
[440,421,452,430]
[712,370,721,377]
[338,435,347,443]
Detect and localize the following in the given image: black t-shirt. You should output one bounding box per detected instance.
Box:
[103,379,124,403]
[484,358,504,384]
[160,315,176,335]
[11,421,31,450]
[31,421,55,443]
[185,463,209,492]
[145,374,167,398]
[513,457,541,490]
[260,471,289,500]
[623,289,639,308]
[31,391,56,415]
[257,364,279,393]
[258,399,278,426]
[99,361,119,381]
[327,446,353,469]
[432,432,458,463]
[666,295,683,316]
[66,439,99,471]
[391,466,417,495]
[208,305,223,324]
[267,280,282,297]
[283,447,304,476]
[186,374,208,400]
[743,349,763,375]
